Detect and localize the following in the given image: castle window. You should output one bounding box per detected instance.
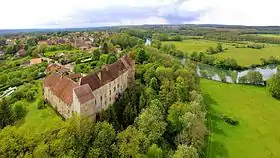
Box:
[114,86,116,91]
[100,96,102,101]
[110,90,111,95]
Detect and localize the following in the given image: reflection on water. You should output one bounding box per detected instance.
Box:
[145,39,151,46]
[197,63,277,84]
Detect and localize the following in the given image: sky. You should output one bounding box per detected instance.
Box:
[0,0,280,29]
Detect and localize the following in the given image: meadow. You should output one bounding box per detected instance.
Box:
[201,79,280,158]
[15,81,62,135]
[258,34,280,38]
[164,39,280,66]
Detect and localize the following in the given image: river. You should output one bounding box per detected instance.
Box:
[181,58,278,83]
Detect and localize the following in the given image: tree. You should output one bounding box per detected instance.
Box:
[206,46,215,54]
[215,43,223,53]
[149,77,159,92]
[238,76,247,83]
[0,98,13,128]
[92,49,101,61]
[117,126,145,157]
[217,71,227,82]
[136,100,167,150]
[5,45,15,54]
[136,49,149,64]
[173,145,198,158]
[155,66,173,81]
[246,71,263,84]
[176,111,207,148]
[167,102,189,133]
[101,42,109,54]
[159,80,178,110]
[107,53,117,64]
[143,66,156,84]
[13,101,26,120]
[99,54,109,64]
[146,144,163,158]
[231,70,238,83]
[190,52,199,61]
[151,40,161,49]
[267,72,280,99]
[175,76,188,102]
[92,121,116,157]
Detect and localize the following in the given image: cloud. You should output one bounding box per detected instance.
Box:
[0,0,280,29]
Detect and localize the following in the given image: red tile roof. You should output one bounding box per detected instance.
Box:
[67,73,82,80]
[30,58,42,65]
[17,49,27,57]
[47,63,61,72]
[74,84,94,104]
[122,55,134,67]
[44,72,78,105]
[80,56,133,91]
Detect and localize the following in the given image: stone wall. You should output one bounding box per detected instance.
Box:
[92,70,130,112]
[73,91,96,119]
[44,87,72,119]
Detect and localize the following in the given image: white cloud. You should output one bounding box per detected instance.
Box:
[188,0,280,26]
[0,0,280,29]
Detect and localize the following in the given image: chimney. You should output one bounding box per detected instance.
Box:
[98,71,101,80]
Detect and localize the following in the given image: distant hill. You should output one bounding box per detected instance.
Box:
[1,24,280,35]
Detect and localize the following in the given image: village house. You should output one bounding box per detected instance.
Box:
[30,58,42,65]
[46,63,61,73]
[74,39,91,51]
[43,55,135,119]
[38,40,54,45]
[16,49,27,57]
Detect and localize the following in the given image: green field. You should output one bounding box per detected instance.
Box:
[15,81,62,135]
[258,34,280,38]
[164,40,280,66]
[201,79,280,158]
[44,49,83,58]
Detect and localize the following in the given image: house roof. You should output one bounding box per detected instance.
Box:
[80,56,133,91]
[47,63,61,72]
[73,84,94,104]
[39,40,53,45]
[67,73,82,80]
[75,39,89,48]
[17,49,27,57]
[58,67,70,73]
[44,72,78,105]
[30,58,42,65]
[122,55,134,67]
[56,39,66,44]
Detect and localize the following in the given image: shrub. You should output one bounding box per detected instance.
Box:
[267,72,280,99]
[13,101,27,120]
[37,98,46,109]
[221,114,239,126]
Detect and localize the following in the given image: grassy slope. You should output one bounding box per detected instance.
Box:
[201,79,280,158]
[16,81,62,135]
[164,40,280,66]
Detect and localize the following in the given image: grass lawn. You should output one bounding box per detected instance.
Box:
[201,79,280,158]
[258,34,280,38]
[44,49,82,58]
[16,81,62,135]
[164,39,280,66]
